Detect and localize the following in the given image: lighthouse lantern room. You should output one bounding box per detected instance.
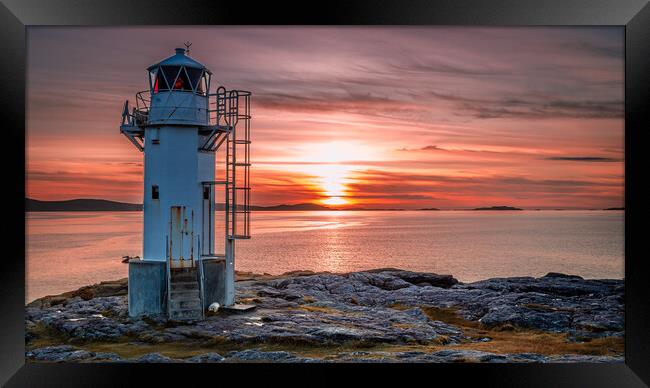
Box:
[120,47,252,319]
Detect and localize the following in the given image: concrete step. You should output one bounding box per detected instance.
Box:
[170,281,199,291]
[169,308,202,320]
[171,271,198,281]
[170,268,198,274]
[168,270,202,320]
[170,289,200,299]
[170,298,201,310]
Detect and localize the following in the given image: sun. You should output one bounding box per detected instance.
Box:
[323,196,348,206]
[309,164,351,206]
[290,141,378,207]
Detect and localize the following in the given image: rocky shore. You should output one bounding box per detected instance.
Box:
[25,269,624,363]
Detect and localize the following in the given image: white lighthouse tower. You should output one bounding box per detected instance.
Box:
[120,47,251,319]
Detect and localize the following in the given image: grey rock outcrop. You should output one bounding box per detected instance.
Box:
[25,269,623,363]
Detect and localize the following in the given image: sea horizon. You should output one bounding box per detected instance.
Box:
[25,197,625,212]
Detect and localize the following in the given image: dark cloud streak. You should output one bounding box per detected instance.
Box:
[544,156,621,162]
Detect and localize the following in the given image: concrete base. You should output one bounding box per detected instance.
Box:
[128,260,167,317]
[200,256,226,309]
[222,304,256,313]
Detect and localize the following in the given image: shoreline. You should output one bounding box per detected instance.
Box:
[26,268,625,305]
[26,268,624,363]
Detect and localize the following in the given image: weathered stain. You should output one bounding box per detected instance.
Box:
[169,206,197,269]
[170,206,185,268]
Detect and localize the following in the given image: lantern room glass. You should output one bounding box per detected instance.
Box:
[150,65,208,95]
[185,67,203,92]
[152,67,169,93]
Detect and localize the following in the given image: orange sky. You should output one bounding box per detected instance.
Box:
[26,27,624,209]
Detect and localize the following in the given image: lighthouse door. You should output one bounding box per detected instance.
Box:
[169,206,194,268]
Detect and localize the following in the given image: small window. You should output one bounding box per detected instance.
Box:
[203,186,210,200]
[152,185,159,199]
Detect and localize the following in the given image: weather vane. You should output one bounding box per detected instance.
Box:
[184,41,192,54]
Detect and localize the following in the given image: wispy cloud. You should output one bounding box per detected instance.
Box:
[544,156,621,162]
[26,27,624,208]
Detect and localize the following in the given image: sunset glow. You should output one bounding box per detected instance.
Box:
[26,27,624,209]
[291,141,380,206]
[323,196,348,206]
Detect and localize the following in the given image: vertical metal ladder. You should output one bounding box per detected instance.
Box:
[206,86,252,306]
[223,90,251,240]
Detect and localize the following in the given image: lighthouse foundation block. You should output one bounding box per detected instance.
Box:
[200,257,227,309]
[128,260,167,317]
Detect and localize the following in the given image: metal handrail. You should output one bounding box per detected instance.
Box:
[165,234,170,317]
[206,89,250,127]
[136,90,151,112]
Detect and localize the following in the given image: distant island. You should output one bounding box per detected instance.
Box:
[419,207,440,211]
[603,207,625,211]
[26,198,143,212]
[473,206,523,211]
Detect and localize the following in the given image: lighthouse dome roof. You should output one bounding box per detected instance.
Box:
[147,48,212,74]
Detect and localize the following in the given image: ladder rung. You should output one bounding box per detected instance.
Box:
[203,180,228,185]
[232,140,251,144]
[233,187,251,190]
[230,163,251,166]
[228,235,251,240]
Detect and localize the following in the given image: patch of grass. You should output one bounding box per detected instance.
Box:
[432,335,451,345]
[420,306,481,329]
[387,302,411,311]
[297,305,340,314]
[239,297,262,304]
[455,330,623,356]
[392,323,416,330]
[418,305,623,357]
[25,322,68,350]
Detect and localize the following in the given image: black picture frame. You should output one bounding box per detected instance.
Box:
[2,0,649,386]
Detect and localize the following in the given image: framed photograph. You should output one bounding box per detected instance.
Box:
[2,0,649,386]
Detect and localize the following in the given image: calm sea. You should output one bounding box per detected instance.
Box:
[25,210,624,302]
